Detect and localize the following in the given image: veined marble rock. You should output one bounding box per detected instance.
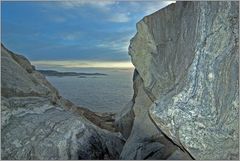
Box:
[129,1,239,160]
[1,44,124,160]
[118,70,191,160]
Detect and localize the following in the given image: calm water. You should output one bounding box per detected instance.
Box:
[46,68,134,113]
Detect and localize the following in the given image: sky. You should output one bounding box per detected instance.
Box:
[1,0,174,68]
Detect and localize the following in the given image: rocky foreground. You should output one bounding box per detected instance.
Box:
[1,1,239,160]
[1,44,124,159]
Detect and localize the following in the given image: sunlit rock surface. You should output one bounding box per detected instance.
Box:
[1,44,124,160]
[128,1,239,160]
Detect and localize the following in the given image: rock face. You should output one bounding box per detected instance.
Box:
[125,1,239,160]
[1,44,124,160]
[117,70,191,159]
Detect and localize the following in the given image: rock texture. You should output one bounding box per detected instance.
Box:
[1,44,124,160]
[126,1,239,160]
[117,70,191,160]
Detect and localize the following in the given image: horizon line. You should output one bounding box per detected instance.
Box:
[31,60,134,69]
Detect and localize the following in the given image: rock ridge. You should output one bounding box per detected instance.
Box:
[1,44,124,159]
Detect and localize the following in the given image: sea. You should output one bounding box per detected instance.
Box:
[45,68,134,113]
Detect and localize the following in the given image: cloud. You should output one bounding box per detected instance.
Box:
[61,32,82,41]
[58,0,130,23]
[59,0,116,10]
[124,1,175,16]
[97,33,134,53]
[63,34,78,41]
[32,60,134,68]
[56,1,175,24]
[108,12,130,23]
[145,1,176,15]
[2,1,175,63]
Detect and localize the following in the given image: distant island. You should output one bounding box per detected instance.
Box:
[37,70,107,77]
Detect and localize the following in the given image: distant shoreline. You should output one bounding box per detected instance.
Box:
[37,69,107,77]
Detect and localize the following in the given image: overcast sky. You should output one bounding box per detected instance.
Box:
[2,1,174,68]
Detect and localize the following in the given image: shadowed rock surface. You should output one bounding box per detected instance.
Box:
[117,70,192,160]
[1,44,124,160]
[121,1,239,160]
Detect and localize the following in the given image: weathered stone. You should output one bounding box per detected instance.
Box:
[115,100,135,139]
[1,44,59,99]
[129,1,239,160]
[119,70,191,160]
[1,97,124,160]
[1,44,124,160]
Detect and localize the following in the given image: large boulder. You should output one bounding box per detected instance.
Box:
[128,1,239,160]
